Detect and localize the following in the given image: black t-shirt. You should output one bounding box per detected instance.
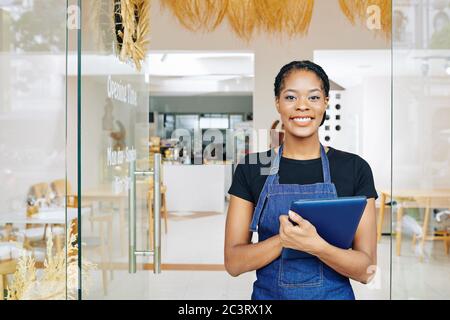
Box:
[228,147,378,205]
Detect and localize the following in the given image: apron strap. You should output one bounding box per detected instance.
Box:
[249,146,282,232]
[320,144,332,183]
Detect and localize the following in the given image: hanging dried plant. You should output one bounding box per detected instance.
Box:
[256,0,314,37]
[339,0,392,39]
[161,0,315,40]
[281,0,315,37]
[226,0,258,41]
[162,0,228,32]
[114,0,151,71]
[254,0,285,34]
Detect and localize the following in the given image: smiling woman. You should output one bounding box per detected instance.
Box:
[225,60,378,300]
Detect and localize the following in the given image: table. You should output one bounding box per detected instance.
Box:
[0,207,89,225]
[377,189,450,260]
[0,207,91,253]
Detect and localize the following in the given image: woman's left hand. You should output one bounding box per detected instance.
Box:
[279,210,327,255]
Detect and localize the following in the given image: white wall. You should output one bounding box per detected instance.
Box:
[361,76,391,192]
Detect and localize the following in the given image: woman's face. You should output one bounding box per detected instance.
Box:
[276,70,329,139]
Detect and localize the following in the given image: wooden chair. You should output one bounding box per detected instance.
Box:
[411,197,450,260]
[82,213,113,296]
[50,179,72,206]
[29,182,50,203]
[21,181,66,257]
[49,179,74,249]
[412,230,449,255]
[21,183,50,251]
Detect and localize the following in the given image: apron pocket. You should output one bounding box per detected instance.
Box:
[279,254,323,288]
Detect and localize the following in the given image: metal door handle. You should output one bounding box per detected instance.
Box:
[129,153,162,274]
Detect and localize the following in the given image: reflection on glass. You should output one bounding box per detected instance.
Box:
[392,0,450,300]
[0,0,69,299]
[79,0,150,300]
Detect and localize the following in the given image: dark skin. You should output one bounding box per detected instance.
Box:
[225,70,377,284]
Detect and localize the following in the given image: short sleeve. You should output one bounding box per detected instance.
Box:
[228,163,254,203]
[354,157,378,200]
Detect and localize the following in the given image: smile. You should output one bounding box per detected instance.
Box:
[292,117,312,122]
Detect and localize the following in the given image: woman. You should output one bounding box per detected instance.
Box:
[225,60,378,300]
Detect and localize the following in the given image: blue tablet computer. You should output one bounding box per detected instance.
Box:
[283,196,367,259]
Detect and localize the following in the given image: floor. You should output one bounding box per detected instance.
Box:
[81,202,450,300]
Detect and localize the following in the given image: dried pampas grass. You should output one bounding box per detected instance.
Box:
[280,0,314,37]
[161,0,391,41]
[162,0,228,32]
[6,225,96,300]
[5,250,36,300]
[255,0,314,37]
[115,0,151,71]
[254,0,284,34]
[161,0,314,40]
[226,0,258,41]
[339,0,392,39]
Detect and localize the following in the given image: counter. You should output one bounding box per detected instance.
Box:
[162,164,233,213]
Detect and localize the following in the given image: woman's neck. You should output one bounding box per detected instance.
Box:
[281,133,323,160]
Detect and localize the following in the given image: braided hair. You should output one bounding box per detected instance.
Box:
[274,60,329,126]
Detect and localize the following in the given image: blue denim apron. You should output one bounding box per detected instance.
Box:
[249,144,355,300]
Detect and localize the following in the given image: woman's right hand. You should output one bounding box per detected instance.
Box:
[225,195,283,277]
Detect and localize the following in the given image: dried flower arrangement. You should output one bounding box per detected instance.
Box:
[162,0,227,32]
[225,0,258,41]
[161,0,315,40]
[114,0,151,71]
[161,0,391,40]
[254,0,315,37]
[6,226,96,300]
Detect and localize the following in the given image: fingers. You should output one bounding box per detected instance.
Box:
[279,214,289,226]
[288,211,313,231]
[288,210,304,226]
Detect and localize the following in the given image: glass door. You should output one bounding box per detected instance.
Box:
[77,0,155,299]
[0,0,70,299]
[391,0,450,299]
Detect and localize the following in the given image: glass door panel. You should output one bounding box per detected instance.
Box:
[0,0,69,300]
[78,0,152,299]
[392,0,450,299]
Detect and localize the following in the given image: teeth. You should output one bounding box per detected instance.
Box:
[292,117,311,122]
